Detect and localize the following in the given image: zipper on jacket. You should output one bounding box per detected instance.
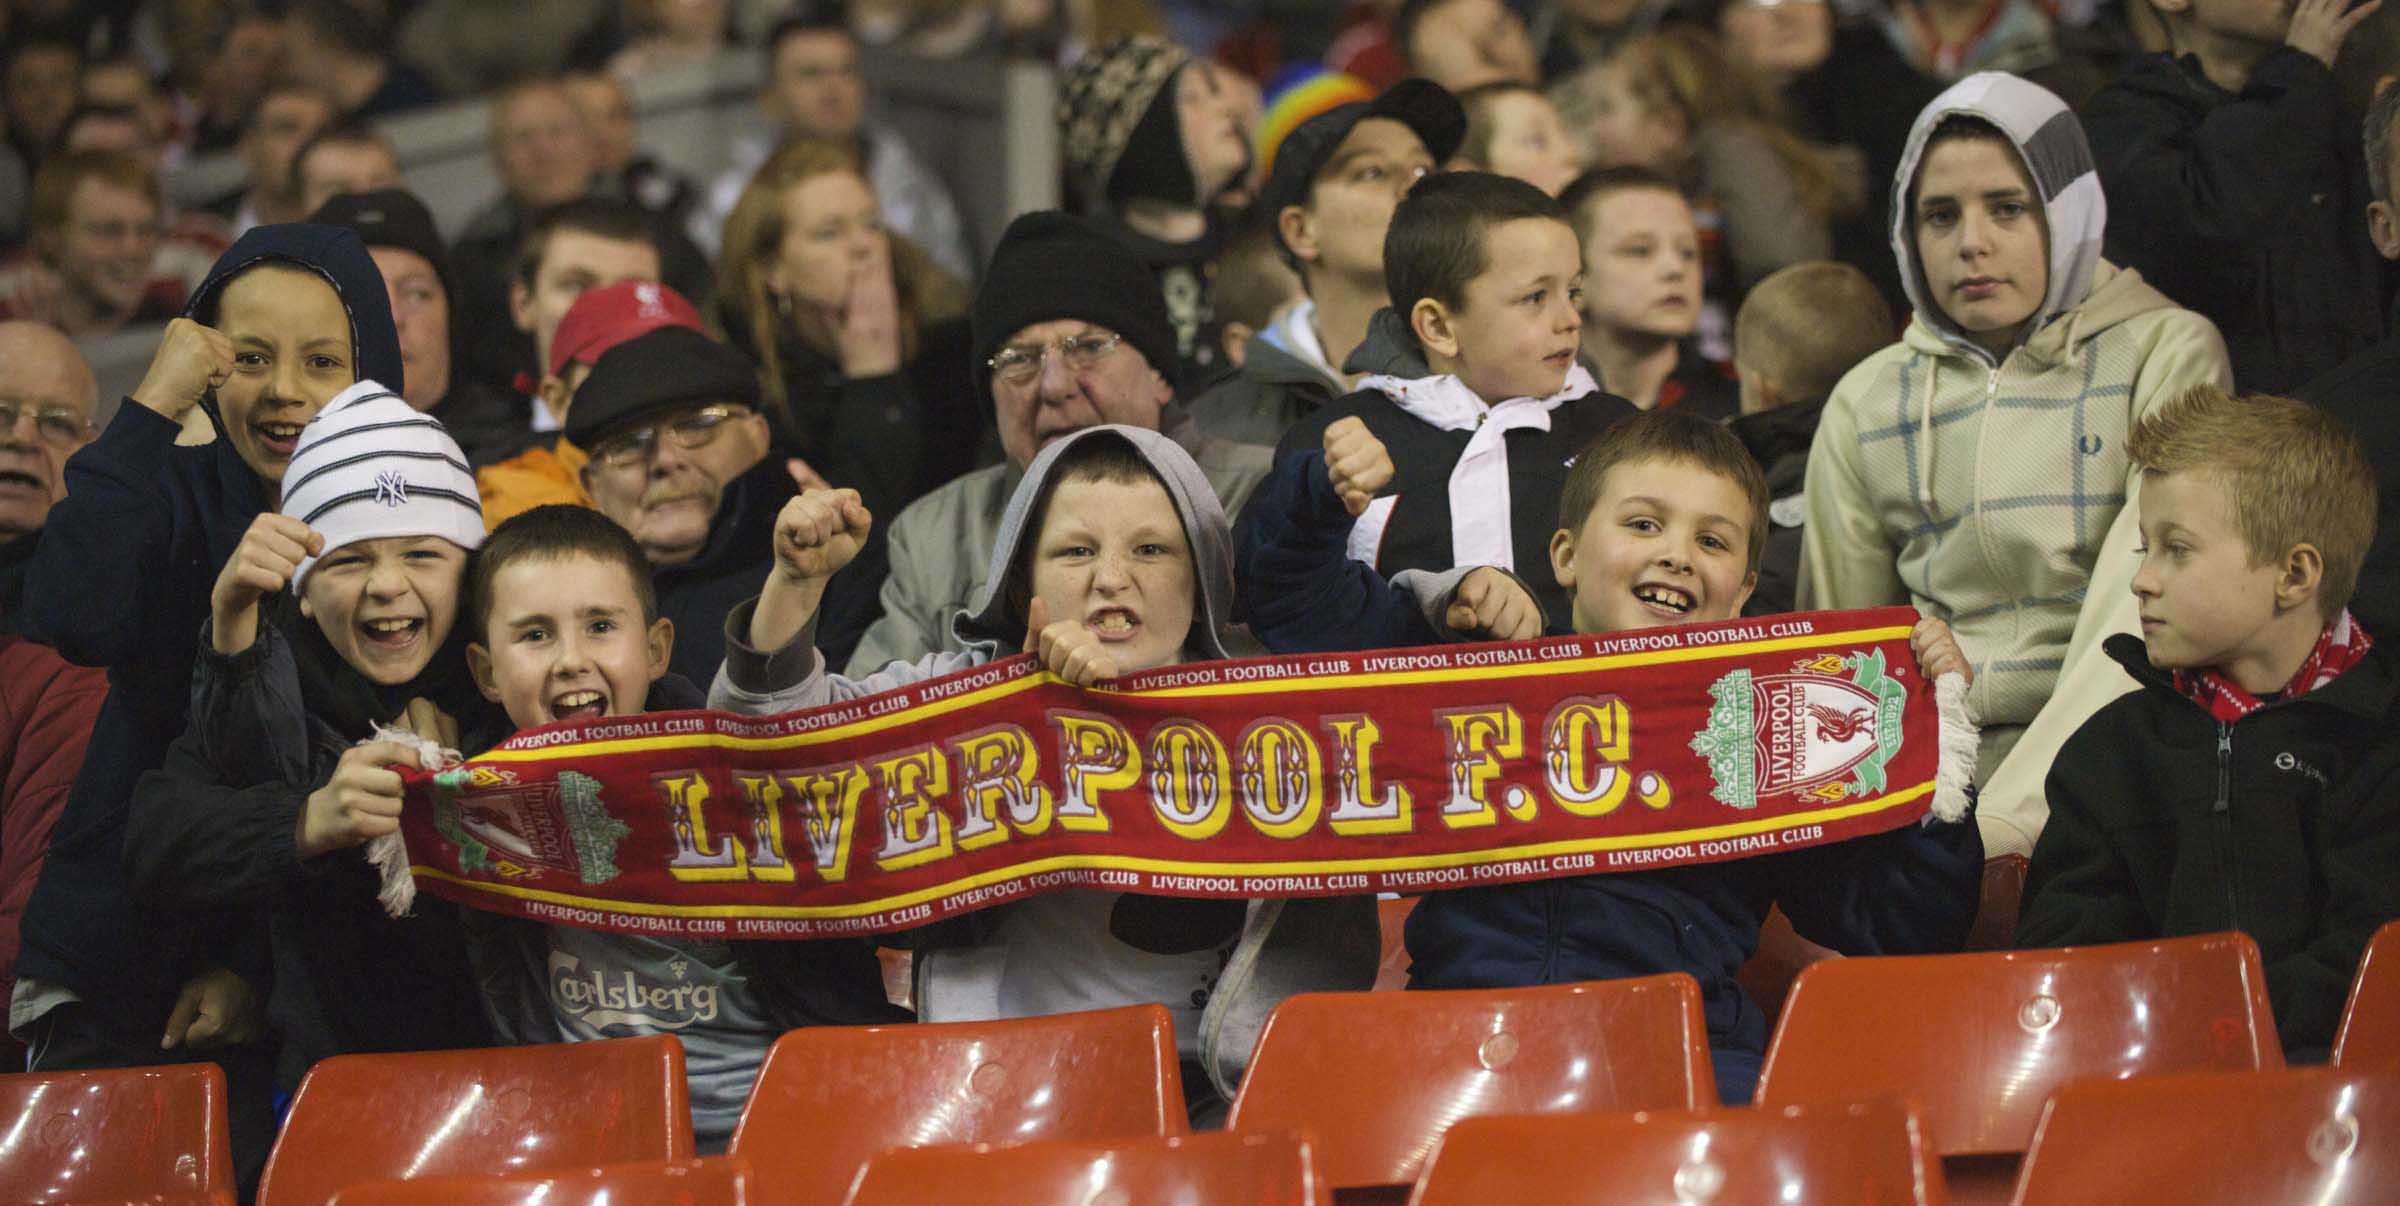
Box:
[2213,722,2239,925]
[1985,365,2002,399]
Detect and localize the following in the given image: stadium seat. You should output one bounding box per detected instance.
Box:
[2010,1067,2398,1204]
[2334,919,2400,1069]
[258,1035,694,1206]
[727,1003,1189,1205]
[326,1157,752,1205]
[1755,933,2281,1203]
[1225,974,1715,1194]
[1407,1097,1947,1206]
[0,1062,233,1203]
[846,1129,1328,1205]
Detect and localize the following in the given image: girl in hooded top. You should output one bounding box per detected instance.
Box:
[1798,73,2232,861]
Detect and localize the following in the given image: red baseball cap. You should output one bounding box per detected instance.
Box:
[548,280,704,379]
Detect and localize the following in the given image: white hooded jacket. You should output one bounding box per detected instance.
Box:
[1797,73,2231,857]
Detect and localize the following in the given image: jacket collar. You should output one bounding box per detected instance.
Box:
[2103,630,2400,722]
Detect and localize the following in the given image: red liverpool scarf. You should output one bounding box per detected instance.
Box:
[2172,611,2374,724]
[385,607,1975,939]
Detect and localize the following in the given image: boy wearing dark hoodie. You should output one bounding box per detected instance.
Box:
[122,384,496,1092]
[1726,261,1896,617]
[1799,75,2231,860]
[9,223,402,1181]
[2016,386,2400,1059]
[1245,170,1639,632]
[2082,0,2386,392]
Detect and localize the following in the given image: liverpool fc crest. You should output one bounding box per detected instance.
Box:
[1688,650,1907,810]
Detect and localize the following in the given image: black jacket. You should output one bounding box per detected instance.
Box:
[123,608,495,1082]
[1249,311,1637,625]
[14,223,406,1030]
[743,316,986,525]
[2083,51,2389,392]
[2298,331,2400,640]
[1730,397,1825,618]
[655,456,794,686]
[2015,634,2400,1055]
[428,376,538,469]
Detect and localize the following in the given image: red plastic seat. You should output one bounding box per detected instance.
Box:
[0,1062,233,1204]
[2334,919,2400,1069]
[326,1157,752,1205]
[258,1035,693,1206]
[2010,1067,2399,1205]
[727,1003,1188,1205]
[1226,974,1714,1192]
[1408,1097,1948,1206]
[1755,933,2281,1204]
[846,1129,1328,1205]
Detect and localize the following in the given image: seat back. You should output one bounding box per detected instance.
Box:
[1756,933,2281,1156]
[1408,1097,1946,1206]
[1226,974,1714,1189]
[0,1062,232,1201]
[2010,1067,2399,1205]
[2334,919,2400,1069]
[259,1035,693,1206]
[727,1003,1188,1204]
[846,1130,1327,1205]
[326,1157,752,1206]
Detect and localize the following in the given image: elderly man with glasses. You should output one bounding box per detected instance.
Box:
[566,323,792,685]
[0,321,99,619]
[843,211,1268,674]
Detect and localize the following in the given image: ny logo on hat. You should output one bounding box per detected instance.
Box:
[373,469,410,508]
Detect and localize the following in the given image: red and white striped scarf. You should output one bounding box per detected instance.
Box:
[2172,611,2374,724]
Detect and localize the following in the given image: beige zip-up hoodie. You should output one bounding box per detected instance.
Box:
[1798,74,2231,857]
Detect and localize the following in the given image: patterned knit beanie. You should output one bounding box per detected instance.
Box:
[1059,36,1193,213]
[281,379,485,591]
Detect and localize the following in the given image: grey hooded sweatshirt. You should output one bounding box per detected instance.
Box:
[1797,74,2230,856]
[711,424,1382,1102]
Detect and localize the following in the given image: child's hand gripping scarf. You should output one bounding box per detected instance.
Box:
[2172,611,2375,724]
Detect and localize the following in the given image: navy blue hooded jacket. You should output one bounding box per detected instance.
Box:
[15,224,402,1031]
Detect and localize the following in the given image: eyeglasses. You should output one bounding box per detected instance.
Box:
[0,402,92,449]
[589,405,746,468]
[986,331,1126,386]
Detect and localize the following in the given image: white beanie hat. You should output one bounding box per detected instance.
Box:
[281,379,485,591]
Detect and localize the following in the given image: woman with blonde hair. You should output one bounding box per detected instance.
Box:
[715,135,981,524]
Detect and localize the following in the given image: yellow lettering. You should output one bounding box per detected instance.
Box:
[1148,719,1234,840]
[1542,696,1633,818]
[1237,717,1323,839]
[1049,710,1141,833]
[1436,705,1530,829]
[661,772,749,882]
[1322,714,1413,836]
[871,745,953,871]
[947,724,1052,850]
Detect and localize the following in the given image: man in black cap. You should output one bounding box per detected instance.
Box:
[309,188,527,465]
[567,324,790,684]
[1192,79,1464,448]
[844,210,1269,674]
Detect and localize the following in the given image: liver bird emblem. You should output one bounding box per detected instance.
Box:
[1809,703,1874,743]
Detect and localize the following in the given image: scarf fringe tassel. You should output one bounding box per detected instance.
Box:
[1933,671,1978,823]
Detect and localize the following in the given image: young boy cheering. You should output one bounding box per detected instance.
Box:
[2016,386,2399,1058]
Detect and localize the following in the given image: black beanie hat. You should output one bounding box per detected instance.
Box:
[1106,63,1201,210]
[564,325,762,449]
[970,211,1178,407]
[308,189,456,306]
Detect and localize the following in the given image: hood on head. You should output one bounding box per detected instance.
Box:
[187,222,405,442]
[952,424,1236,661]
[1889,73,2104,362]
